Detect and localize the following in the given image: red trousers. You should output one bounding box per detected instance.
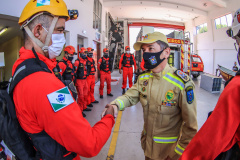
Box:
[99,71,111,96]
[75,79,88,111]
[87,75,96,105]
[122,67,133,89]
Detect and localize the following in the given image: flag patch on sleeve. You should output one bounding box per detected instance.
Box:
[47,87,74,112]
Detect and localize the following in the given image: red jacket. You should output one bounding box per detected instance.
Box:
[12,47,115,159]
[58,57,74,75]
[119,53,136,69]
[97,57,111,74]
[87,57,96,75]
[180,75,240,160]
[140,58,145,71]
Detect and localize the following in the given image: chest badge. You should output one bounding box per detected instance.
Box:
[165,90,174,101]
[142,87,146,92]
[143,80,148,86]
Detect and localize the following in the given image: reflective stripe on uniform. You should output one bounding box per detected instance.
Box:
[139,73,153,80]
[175,144,185,155]
[163,73,184,90]
[153,136,178,143]
[116,99,124,110]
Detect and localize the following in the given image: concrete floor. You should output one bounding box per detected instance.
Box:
[81,70,222,160]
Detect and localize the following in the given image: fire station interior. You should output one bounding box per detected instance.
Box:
[0,0,239,159]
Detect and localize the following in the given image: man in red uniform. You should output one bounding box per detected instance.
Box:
[14,1,115,159]
[179,8,240,160]
[86,47,99,107]
[140,58,145,71]
[119,46,136,94]
[74,47,91,117]
[59,45,77,99]
[98,48,114,99]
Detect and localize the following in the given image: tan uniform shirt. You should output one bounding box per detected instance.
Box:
[111,64,198,159]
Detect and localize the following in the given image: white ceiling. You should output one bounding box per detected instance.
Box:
[103,0,229,23]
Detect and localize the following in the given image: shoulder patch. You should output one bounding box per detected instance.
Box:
[186,86,194,104]
[47,87,74,112]
[174,70,190,83]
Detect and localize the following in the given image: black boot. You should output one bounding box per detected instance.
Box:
[107,93,113,97]
[92,100,99,103]
[82,112,86,117]
[83,108,91,111]
[122,88,125,95]
[87,104,93,107]
[100,95,103,99]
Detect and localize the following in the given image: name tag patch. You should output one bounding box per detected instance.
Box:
[47,87,74,112]
[162,100,176,106]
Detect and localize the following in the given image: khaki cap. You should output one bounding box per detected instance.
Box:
[133,32,168,51]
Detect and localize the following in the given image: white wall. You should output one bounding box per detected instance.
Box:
[185,0,240,74]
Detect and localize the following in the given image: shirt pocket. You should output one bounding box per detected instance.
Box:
[155,105,179,128]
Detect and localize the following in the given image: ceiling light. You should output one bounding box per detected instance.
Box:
[0,27,8,36]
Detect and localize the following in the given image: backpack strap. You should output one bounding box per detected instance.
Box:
[60,59,68,66]
[8,48,51,95]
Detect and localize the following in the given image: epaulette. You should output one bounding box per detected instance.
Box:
[174,70,190,83]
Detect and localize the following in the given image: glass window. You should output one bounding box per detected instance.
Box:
[226,14,232,27]
[93,14,96,29]
[93,0,102,32]
[196,23,208,34]
[192,57,202,62]
[215,18,221,29]
[203,23,208,32]
[105,12,108,38]
[215,14,233,29]
[220,16,227,28]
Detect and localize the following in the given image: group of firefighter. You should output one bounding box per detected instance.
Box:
[56,45,137,117]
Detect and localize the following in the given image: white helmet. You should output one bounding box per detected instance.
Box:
[226,8,240,40]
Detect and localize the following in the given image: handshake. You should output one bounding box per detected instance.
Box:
[101,104,119,118]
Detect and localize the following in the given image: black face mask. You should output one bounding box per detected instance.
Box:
[104,54,108,58]
[87,53,93,58]
[68,56,73,61]
[81,54,87,59]
[143,50,165,70]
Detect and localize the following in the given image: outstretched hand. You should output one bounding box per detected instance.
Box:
[101,104,118,118]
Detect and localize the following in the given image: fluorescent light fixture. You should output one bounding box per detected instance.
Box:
[0,27,8,36]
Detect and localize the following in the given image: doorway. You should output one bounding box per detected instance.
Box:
[93,41,101,81]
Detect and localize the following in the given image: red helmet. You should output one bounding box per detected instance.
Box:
[103,48,109,53]
[64,45,77,55]
[79,47,87,53]
[125,46,130,50]
[87,47,94,52]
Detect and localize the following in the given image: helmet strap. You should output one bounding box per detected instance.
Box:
[23,16,59,53]
[43,16,59,52]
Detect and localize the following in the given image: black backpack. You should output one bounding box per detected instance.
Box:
[0,49,76,160]
[0,55,51,159]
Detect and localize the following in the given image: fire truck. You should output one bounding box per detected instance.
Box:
[135,26,204,78]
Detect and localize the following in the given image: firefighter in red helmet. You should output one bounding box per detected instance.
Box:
[98,48,113,98]
[119,46,136,94]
